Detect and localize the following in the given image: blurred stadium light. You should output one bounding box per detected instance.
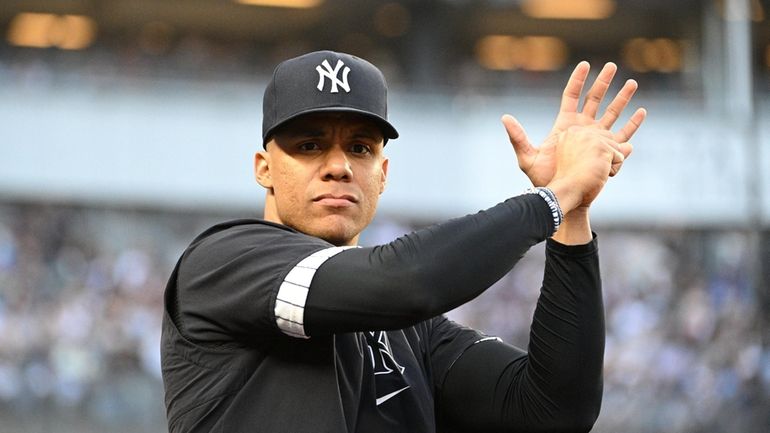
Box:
[6,13,97,50]
[235,0,323,8]
[520,0,616,20]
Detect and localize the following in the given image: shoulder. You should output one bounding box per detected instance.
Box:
[424,315,489,354]
[187,218,326,253]
[188,218,301,246]
[179,218,333,272]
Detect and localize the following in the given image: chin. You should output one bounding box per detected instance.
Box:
[305,216,362,246]
[313,228,357,246]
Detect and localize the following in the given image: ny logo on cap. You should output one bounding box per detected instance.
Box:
[316,59,351,93]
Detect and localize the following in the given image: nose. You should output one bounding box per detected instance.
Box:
[321,146,352,181]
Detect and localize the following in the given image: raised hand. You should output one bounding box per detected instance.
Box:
[546,126,627,214]
[502,61,647,187]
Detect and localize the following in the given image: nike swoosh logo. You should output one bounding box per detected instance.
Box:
[375,385,410,406]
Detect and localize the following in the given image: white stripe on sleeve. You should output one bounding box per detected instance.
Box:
[274,246,356,338]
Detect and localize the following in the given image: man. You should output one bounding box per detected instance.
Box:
[161,50,646,433]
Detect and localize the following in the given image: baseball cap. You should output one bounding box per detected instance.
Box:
[262,50,399,146]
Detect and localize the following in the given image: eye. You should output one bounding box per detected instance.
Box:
[298,142,320,152]
[350,143,371,154]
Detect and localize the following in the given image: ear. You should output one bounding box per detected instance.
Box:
[254,151,273,188]
[379,158,389,194]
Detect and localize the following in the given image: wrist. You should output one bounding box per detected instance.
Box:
[565,205,590,219]
[545,178,581,214]
[524,186,563,234]
[552,208,592,245]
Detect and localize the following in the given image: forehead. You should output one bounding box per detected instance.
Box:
[274,112,384,139]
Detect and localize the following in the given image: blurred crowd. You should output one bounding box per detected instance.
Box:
[449,230,770,432]
[0,201,768,432]
[0,202,222,430]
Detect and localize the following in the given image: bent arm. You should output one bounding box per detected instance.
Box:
[302,193,555,336]
[437,238,604,433]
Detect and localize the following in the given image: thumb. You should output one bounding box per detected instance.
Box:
[609,147,627,177]
[618,141,633,159]
[501,114,535,162]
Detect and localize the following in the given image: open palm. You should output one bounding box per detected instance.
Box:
[503,62,647,187]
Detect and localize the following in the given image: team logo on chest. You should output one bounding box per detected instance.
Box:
[366,331,406,375]
[365,331,410,406]
[316,59,351,93]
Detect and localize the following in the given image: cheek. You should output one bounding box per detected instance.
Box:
[359,169,384,211]
[273,166,306,209]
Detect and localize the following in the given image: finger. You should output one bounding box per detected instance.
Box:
[599,79,638,129]
[614,108,647,143]
[582,62,617,119]
[559,61,590,113]
[502,114,536,167]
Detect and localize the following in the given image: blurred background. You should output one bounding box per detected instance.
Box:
[1,0,769,432]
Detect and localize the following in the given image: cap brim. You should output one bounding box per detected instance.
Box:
[263,107,399,145]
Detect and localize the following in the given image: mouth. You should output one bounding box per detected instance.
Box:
[313,193,358,208]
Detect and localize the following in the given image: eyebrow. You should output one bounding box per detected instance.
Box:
[281,129,325,139]
[351,130,381,140]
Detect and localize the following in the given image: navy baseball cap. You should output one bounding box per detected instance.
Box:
[262,50,399,146]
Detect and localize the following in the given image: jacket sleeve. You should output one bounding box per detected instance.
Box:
[303,193,554,336]
[174,193,556,344]
[435,237,605,433]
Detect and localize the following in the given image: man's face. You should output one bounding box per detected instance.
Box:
[255,113,389,246]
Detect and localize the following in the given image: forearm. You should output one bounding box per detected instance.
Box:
[523,237,605,430]
[438,237,604,433]
[304,194,555,336]
[552,207,592,245]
